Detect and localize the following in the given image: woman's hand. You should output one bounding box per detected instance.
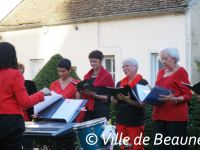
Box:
[158,90,176,102]
[117,92,132,103]
[75,85,83,97]
[111,96,118,104]
[198,95,200,101]
[193,91,200,101]
[75,85,82,92]
[84,89,97,98]
[41,87,51,96]
[146,84,152,90]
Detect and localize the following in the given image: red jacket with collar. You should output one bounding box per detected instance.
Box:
[0,68,44,116]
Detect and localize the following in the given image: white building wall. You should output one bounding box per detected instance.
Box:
[1,13,186,85]
[189,0,200,84]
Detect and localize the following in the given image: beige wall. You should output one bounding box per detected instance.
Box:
[1,13,187,85]
[189,0,200,84]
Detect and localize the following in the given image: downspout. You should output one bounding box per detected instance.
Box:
[185,0,197,82]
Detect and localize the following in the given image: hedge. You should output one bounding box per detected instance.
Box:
[33,54,81,90]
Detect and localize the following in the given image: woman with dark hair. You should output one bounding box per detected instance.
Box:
[50,58,80,99]
[18,63,37,122]
[0,42,50,150]
[76,50,115,122]
[50,58,81,150]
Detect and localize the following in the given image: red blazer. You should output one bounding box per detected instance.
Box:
[0,68,44,116]
[153,67,192,122]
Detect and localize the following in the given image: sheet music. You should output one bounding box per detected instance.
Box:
[51,99,83,122]
[136,84,150,101]
[34,91,62,114]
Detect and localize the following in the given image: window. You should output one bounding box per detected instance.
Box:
[103,56,115,83]
[150,53,165,86]
[72,66,77,72]
[30,59,44,80]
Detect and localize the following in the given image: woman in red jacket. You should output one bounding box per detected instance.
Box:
[76,50,115,123]
[0,42,50,150]
[153,47,192,150]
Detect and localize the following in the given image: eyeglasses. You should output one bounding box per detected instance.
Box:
[121,65,131,69]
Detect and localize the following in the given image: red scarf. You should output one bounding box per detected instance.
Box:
[77,66,115,123]
[120,74,143,88]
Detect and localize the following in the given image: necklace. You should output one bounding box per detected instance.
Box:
[92,71,98,76]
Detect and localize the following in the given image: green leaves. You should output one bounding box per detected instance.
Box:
[195,59,200,73]
[33,54,81,90]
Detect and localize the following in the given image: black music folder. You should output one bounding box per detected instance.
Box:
[181,81,200,95]
[107,85,134,104]
[70,79,96,92]
[33,98,88,123]
[107,84,175,107]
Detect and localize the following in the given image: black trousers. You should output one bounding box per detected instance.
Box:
[55,139,75,150]
[83,104,110,122]
[22,136,34,149]
[0,129,23,150]
[153,120,187,150]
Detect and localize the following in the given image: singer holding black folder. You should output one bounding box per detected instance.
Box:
[76,50,115,122]
[111,58,150,150]
[153,47,192,150]
[0,42,50,150]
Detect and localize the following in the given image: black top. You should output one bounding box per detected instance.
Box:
[0,115,25,139]
[90,77,111,107]
[116,79,148,126]
[25,80,37,120]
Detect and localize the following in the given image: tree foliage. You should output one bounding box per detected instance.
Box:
[33,54,81,90]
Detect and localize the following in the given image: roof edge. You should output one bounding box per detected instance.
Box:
[0,0,24,22]
[0,7,186,32]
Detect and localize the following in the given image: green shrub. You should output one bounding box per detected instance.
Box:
[186,94,200,149]
[144,104,154,150]
[33,54,81,90]
[195,59,200,73]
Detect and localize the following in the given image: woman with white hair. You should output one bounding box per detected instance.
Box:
[153,47,192,150]
[111,58,150,150]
